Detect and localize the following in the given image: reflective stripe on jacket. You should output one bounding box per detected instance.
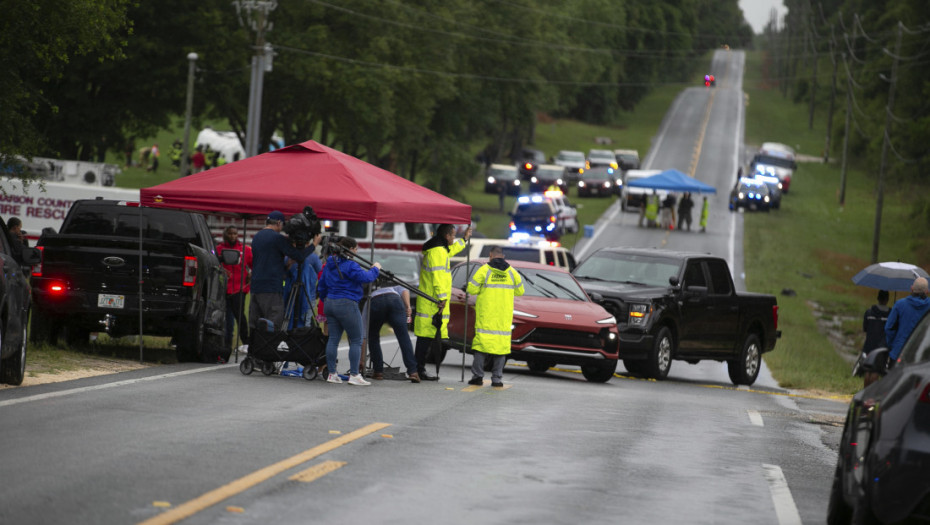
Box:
[414,238,466,338]
[466,262,524,355]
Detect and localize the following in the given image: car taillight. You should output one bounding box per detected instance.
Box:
[183,256,197,287]
[772,305,779,331]
[524,163,532,170]
[32,246,44,276]
[48,281,66,295]
[919,383,930,404]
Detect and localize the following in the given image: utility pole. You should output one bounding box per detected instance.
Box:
[234,1,277,158]
[839,51,851,206]
[807,15,818,131]
[824,24,838,162]
[180,52,198,177]
[871,22,903,264]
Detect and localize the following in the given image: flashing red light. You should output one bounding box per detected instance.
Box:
[48,282,66,295]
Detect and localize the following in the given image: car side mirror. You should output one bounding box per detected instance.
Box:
[862,347,890,376]
[588,291,603,302]
[221,249,241,266]
[668,276,680,287]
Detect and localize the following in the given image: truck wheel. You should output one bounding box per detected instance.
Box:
[581,361,617,383]
[728,333,761,385]
[1,316,28,385]
[526,359,550,373]
[30,307,61,345]
[64,323,90,347]
[643,326,673,380]
[175,317,204,363]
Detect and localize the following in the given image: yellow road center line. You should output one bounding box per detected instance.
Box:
[289,460,347,483]
[689,89,716,177]
[137,422,391,525]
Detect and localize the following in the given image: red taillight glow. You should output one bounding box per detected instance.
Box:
[48,282,66,295]
[919,383,930,404]
[183,256,197,287]
[524,163,532,170]
[772,305,779,331]
[32,246,44,276]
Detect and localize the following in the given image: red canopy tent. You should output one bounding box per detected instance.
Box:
[139,139,471,224]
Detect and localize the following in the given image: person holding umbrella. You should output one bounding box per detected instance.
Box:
[885,277,930,368]
[413,224,471,381]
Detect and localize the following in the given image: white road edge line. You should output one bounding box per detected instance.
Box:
[762,463,803,525]
[747,409,764,427]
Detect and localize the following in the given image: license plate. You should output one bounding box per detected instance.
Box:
[98,294,125,309]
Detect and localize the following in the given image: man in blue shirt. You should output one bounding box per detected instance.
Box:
[249,211,315,332]
[885,277,930,366]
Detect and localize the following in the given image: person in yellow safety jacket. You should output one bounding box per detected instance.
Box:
[215,154,227,167]
[169,140,183,168]
[466,245,524,387]
[413,223,472,381]
[644,190,659,227]
[700,196,709,232]
[203,146,214,170]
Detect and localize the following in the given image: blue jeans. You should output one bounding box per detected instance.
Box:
[324,298,363,375]
[368,293,417,375]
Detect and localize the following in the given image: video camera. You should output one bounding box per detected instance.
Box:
[283,206,322,248]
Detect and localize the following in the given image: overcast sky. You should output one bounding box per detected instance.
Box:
[739,0,787,34]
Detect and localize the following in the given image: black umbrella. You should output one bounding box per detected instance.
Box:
[851,262,929,292]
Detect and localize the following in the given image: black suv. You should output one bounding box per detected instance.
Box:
[0,217,41,385]
[508,197,560,241]
[516,148,547,180]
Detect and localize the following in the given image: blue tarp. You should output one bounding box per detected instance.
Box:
[626,169,717,194]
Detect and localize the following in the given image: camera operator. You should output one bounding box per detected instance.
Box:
[249,210,316,332]
[284,232,323,330]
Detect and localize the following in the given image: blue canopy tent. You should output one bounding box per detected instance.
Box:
[626,169,717,194]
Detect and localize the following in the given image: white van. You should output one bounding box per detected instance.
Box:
[450,236,577,271]
[322,220,434,252]
[620,169,665,211]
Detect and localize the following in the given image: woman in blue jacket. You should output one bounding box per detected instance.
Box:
[317,237,381,386]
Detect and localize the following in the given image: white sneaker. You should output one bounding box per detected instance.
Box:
[327,373,343,384]
[347,374,371,386]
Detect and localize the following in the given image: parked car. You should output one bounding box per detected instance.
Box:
[542,191,579,235]
[751,170,782,209]
[587,149,618,170]
[751,148,797,193]
[449,236,576,271]
[577,167,616,198]
[729,177,772,212]
[0,217,41,385]
[370,248,422,328]
[613,149,641,171]
[508,195,561,241]
[571,247,780,384]
[529,164,568,193]
[621,169,665,211]
[827,310,930,525]
[516,148,547,180]
[553,150,587,183]
[443,259,620,383]
[484,163,522,196]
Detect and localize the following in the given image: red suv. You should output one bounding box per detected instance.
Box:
[441,259,620,382]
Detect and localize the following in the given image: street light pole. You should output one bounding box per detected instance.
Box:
[234,1,277,158]
[180,52,198,177]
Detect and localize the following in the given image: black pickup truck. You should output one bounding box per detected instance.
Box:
[572,247,779,385]
[30,199,227,362]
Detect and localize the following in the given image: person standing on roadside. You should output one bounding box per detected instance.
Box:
[677,192,694,231]
[467,246,524,388]
[413,223,471,381]
[857,289,890,387]
[317,236,381,386]
[249,211,315,332]
[884,277,930,368]
[699,196,709,232]
[218,226,252,354]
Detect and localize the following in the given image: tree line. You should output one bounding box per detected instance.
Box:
[1,0,752,196]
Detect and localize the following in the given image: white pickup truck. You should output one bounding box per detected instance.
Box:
[620,169,666,211]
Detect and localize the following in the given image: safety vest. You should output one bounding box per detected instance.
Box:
[414,238,466,339]
[466,262,524,355]
[700,199,709,227]
[169,144,182,163]
[645,194,659,221]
